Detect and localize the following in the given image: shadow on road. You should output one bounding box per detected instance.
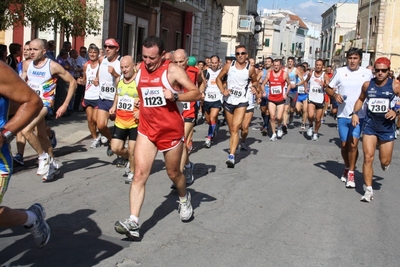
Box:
[0,209,127,267]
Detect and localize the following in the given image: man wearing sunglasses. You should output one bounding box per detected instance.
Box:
[216,45,258,167]
[351,57,400,202]
[326,48,373,188]
[93,38,122,159]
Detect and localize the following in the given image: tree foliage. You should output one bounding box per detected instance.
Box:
[1,0,102,39]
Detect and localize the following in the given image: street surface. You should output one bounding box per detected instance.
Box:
[1,110,399,267]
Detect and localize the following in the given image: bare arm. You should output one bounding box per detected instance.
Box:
[351,81,369,126]
[0,62,42,146]
[165,63,201,102]
[216,63,230,96]
[50,61,77,119]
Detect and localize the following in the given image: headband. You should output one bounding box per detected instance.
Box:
[374,57,391,68]
[105,39,119,48]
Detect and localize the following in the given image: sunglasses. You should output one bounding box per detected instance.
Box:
[104,45,117,49]
[375,68,389,73]
[235,52,247,56]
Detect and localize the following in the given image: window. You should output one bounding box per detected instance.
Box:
[161,28,168,48]
[175,31,181,50]
[265,38,270,47]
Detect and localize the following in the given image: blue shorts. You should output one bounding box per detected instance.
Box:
[83,99,99,109]
[337,117,364,142]
[0,145,12,204]
[363,119,396,141]
[297,94,308,103]
[97,98,113,112]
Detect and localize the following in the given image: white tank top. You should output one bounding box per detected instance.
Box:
[85,63,100,100]
[246,84,255,110]
[308,71,325,104]
[225,60,250,105]
[98,56,121,100]
[27,59,52,91]
[204,68,223,102]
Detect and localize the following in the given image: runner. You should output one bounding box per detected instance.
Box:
[306,59,325,141]
[295,64,308,129]
[216,45,258,167]
[93,38,122,158]
[0,60,50,248]
[109,56,139,184]
[351,57,400,202]
[78,43,101,148]
[326,48,374,188]
[114,36,200,239]
[21,38,77,181]
[172,49,204,185]
[261,59,291,141]
[283,57,304,133]
[259,57,273,135]
[240,78,260,150]
[203,55,223,148]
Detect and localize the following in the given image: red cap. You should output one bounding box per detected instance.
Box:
[374,57,391,68]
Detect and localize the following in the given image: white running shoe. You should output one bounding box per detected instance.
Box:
[301,124,306,130]
[125,161,130,175]
[100,135,108,145]
[178,192,193,221]
[381,163,390,171]
[345,172,356,188]
[361,189,373,202]
[340,168,349,182]
[270,133,277,141]
[90,138,100,148]
[307,126,313,137]
[277,128,283,138]
[125,172,134,184]
[37,155,50,176]
[25,203,51,248]
[312,133,319,141]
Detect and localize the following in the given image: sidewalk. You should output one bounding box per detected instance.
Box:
[10,111,113,159]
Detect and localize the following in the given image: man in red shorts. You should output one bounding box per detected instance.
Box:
[114,36,201,239]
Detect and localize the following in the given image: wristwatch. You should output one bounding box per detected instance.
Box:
[0,128,14,144]
[349,111,358,116]
[173,93,179,102]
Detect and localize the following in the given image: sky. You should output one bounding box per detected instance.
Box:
[257,0,355,24]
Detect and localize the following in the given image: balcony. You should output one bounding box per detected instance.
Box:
[217,0,243,6]
[295,50,304,58]
[163,0,206,12]
[237,15,255,35]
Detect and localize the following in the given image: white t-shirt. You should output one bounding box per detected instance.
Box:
[329,66,373,118]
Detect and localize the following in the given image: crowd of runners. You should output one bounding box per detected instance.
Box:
[0,37,399,247]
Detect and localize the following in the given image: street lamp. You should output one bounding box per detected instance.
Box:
[318,0,336,66]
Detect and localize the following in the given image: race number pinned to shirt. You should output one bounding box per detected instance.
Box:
[298,86,305,94]
[182,102,190,110]
[368,98,390,113]
[271,85,282,95]
[117,95,134,111]
[229,87,243,98]
[207,92,217,100]
[27,81,43,98]
[101,82,116,93]
[142,87,167,107]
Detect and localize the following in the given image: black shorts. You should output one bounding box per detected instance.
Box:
[260,97,269,107]
[246,108,254,113]
[112,125,138,141]
[308,100,325,110]
[223,101,248,114]
[269,99,286,106]
[184,117,196,123]
[203,100,222,113]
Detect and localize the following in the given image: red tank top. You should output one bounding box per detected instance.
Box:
[268,70,286,102]
[137,60,184,142]
[182,66,199,119]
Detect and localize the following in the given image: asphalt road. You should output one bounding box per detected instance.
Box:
[1,110,399,267]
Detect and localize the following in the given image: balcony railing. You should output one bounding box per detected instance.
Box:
[163,0,206,12]
[217,0,243,6]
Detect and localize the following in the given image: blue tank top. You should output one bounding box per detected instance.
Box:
[261,69,269,97]
[365,78,396,131]
[287,68,298,93]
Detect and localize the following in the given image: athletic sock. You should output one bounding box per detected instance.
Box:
[129,215,139,224]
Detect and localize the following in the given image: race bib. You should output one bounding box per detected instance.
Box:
[101,83,115,93]
[117,95,134,111]
[298,86,305,94]
[311,87,322,94]
[28,82,43,98]
[142,87,167,107]
[229,87,243,98]
[182,102,190,110]
[271,85,282,95]
[368,98,390,113]
[207,92,217,99]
